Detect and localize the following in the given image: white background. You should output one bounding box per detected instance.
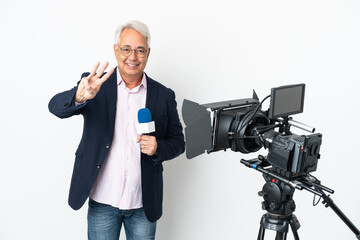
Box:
[1,0,360,239]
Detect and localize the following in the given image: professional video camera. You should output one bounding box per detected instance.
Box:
[182,84,360,239]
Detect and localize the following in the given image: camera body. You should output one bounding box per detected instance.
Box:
[264,130,322,177]
[182,83,322,177]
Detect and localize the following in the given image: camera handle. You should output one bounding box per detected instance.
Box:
[241,156,360,239]
[280,117,316,135]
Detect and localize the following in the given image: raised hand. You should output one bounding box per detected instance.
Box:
[75,61,114,103]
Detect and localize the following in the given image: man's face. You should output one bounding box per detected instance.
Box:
[114,28,150,81]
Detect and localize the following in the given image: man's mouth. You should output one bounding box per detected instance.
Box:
[126,63,140,68]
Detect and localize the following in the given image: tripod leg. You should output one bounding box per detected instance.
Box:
[275,231,287,240]
[257,226,265,240]
[289,218,300,240]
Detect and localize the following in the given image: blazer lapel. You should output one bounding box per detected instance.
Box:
[105,68,117,130]
[145,74,158,118]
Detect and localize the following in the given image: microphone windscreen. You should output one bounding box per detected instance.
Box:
[138,108,152,123]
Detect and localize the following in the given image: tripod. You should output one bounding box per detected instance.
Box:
[241,156,360,240]
[257,175,301,240]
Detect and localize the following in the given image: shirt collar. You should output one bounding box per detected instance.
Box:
[116,67,147,92]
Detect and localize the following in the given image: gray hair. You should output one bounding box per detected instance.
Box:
[114,20,151,47]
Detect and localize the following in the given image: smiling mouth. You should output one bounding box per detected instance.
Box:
[126,63,140,68]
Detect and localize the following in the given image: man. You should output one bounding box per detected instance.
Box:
[48,20,185,240]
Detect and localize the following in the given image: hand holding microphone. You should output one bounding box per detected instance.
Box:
[136,108,157,156]
[137,135,157,156]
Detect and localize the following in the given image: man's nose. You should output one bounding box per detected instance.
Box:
[128,50,138,60]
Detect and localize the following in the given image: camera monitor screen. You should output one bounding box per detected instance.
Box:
[269,84,305,119]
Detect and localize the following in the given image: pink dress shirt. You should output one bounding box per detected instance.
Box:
[89,68,147,210]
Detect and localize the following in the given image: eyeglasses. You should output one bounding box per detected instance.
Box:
[117,45,148,58]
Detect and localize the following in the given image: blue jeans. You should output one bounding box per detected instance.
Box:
[87,199,156,240]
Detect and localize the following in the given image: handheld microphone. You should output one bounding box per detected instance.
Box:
[136,108,155,135]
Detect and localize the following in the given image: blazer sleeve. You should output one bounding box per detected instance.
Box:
[48,73,90,118]
[154,90,185,163]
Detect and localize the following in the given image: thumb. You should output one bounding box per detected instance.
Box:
[136,135,142,143]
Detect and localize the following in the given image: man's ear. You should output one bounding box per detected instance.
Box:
[113,44,118,56]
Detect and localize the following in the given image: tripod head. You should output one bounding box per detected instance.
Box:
[259,170,296,217]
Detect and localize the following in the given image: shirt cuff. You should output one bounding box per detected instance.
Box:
[151,154,159,163]
[75,101,87,108]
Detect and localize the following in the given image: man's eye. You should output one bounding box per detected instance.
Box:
[137,49,146,53]
[122,49,131,52]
